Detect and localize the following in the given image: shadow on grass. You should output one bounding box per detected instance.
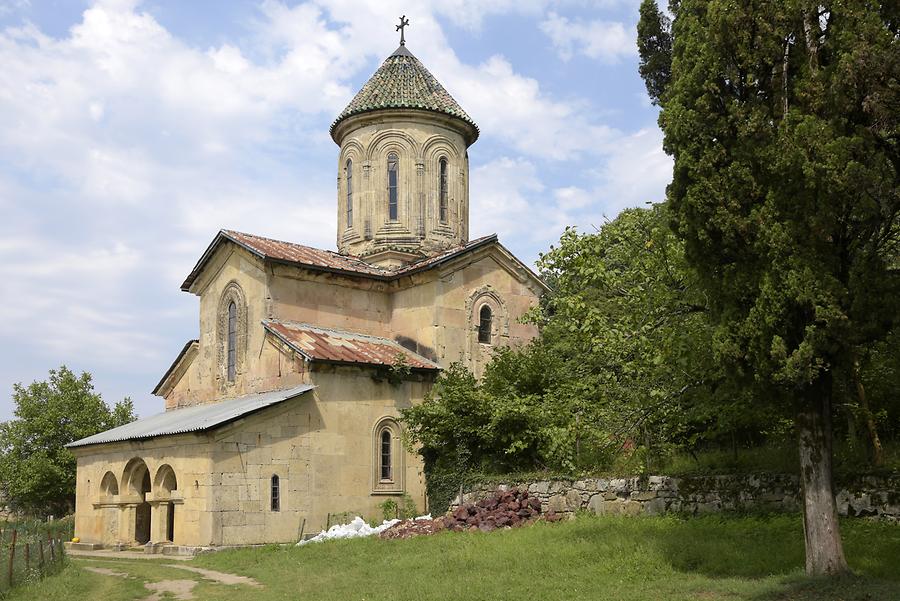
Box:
[560,513,900,600]
[750,574,900,601]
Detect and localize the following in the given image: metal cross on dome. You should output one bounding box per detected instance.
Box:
[396,15,410,46]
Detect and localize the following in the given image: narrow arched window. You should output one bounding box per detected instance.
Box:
[387,152,399,221]
[478,305,492,344]
[227,301,237,381]
[346,159,353,228]
[271,475,280,511]
[439,158,448,223]
[380,430,392,481]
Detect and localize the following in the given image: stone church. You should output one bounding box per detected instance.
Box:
[68,34,547,551]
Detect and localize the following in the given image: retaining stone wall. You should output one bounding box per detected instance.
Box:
[452,473,900,522]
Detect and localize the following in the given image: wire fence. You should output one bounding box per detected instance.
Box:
[0,521,70,595]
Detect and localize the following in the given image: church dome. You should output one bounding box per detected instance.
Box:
[330,45,479,145]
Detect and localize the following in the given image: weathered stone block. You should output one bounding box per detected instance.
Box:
[631,491,657,502]
[643,498,667,516]
[566,490,583,510]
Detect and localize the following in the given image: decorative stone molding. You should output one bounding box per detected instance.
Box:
[372,416,405,494]
[465,285,509,377]
[365,130,420,163]
[334,113,471,261]
[216,281,248,387]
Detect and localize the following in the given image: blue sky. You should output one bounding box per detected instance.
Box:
[0,0,671,419]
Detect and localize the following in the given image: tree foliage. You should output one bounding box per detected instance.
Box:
[0,366,136,515]
[637,0,673,105]
[403,206,761,510]
[640,0,899,575]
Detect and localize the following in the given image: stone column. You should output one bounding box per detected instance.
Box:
[416,160,426,238]
[118,503,137,544]
[151,502,171,543]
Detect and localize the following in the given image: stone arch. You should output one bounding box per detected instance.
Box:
[154,464,178,543]
[340,138,365,164]
[122,458,152,544]
[423,136,465,236]
[338,143,364,239]
[122,458,151,497]
[365,130,420,163]
[372,416,404,493]
[98,470,120,544]
[375,143,412,227]
[99,471,118,499]
[216,281,248,385]
[421,134,461,162]
[154,464,177,498]
[465,285,510,378]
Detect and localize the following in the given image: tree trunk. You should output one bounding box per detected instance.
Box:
[852,357,884,467]
[796,373,849,576]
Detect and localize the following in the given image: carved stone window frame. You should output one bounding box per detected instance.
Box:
[216,281,248,387]
[372,417,404,494]
[465,285,509,374]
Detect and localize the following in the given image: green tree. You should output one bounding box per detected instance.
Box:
[536,206,745,465]
[403,206,751,512]
[0,366,136,515]
[637,0,673,105]
[640,0,899,575]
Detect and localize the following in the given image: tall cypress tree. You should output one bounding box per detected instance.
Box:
[640,0,900,575]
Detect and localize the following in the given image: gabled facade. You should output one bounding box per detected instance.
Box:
[68,38,546,552]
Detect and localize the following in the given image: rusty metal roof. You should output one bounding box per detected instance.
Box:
[264,320,440,370]
[180,230,499,291]
[66,384,315,448]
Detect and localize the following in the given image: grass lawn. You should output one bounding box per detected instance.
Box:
[9,514,900,601]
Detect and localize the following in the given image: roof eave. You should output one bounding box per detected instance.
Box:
[67,385,315,449]
[395,234,498,279]
[151,339,199,396]
[262,320,441,371]
[262,322,314,361]
[330,107,479,147]
[311,358,440,372]
[180,230,268,293]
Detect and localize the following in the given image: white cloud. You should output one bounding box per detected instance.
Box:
[554,186,592,210]
[593,127,671,213]
[0,0,669,416]
[540,12,637,62]
[470,126,671,264]
[0,0,29,17]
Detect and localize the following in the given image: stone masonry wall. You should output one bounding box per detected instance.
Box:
[452,473,900,522]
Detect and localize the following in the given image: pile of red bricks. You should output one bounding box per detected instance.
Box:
[379,487,561,540]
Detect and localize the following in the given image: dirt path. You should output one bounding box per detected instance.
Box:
[82,565,199,600]
[163,564,262,587]
[83,566,130,578]
[76,556,263,598]
[142,579,197,601]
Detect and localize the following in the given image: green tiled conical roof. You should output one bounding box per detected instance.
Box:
[330,45,479,143]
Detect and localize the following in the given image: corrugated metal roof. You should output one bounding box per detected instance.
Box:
[180,230,500,291]
[67,384,314,448]
[264,320,440,370]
